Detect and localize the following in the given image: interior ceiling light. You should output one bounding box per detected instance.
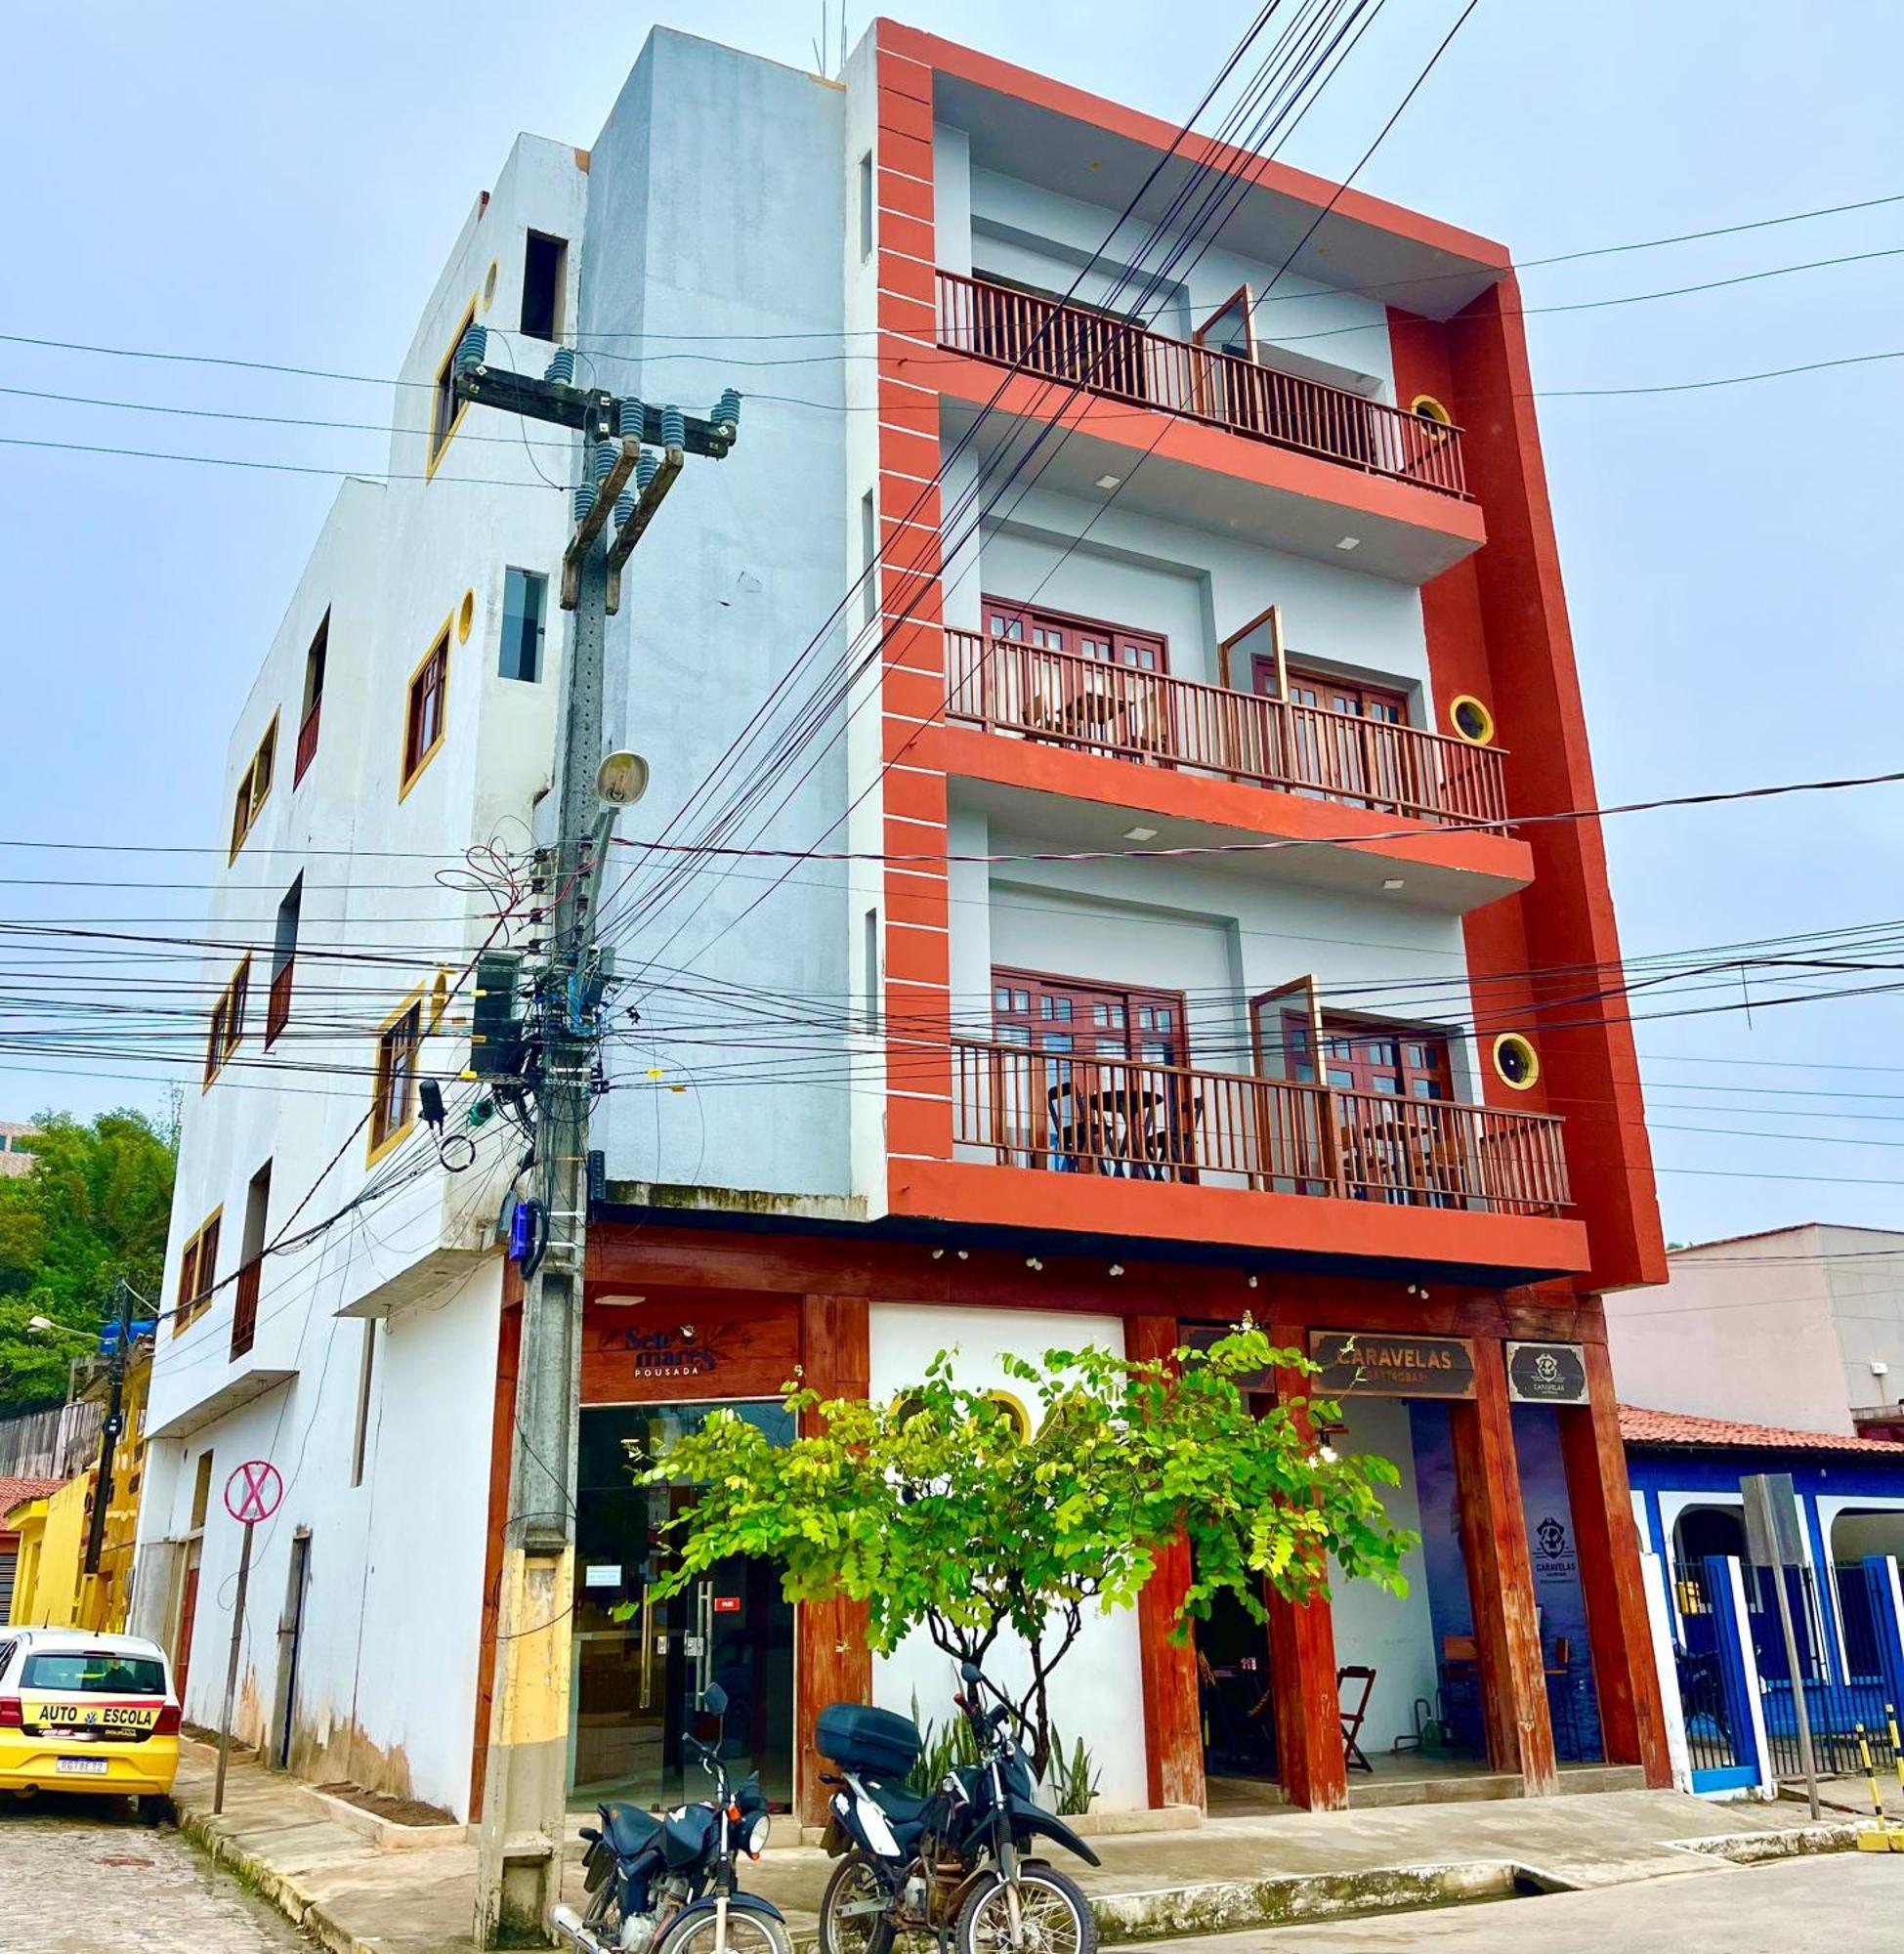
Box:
[1381,876,1406,891]
[1334,535,1362,551]
[1095,473,1122,489]
[1124,826,1158,841]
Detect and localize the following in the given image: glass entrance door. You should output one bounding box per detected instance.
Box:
[571,1401,796,1810]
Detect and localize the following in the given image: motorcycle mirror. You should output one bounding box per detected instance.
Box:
[700,1682,729,1717]
[959,1661,982,1685]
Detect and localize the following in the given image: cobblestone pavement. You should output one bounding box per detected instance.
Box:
[0,1794,308,1953]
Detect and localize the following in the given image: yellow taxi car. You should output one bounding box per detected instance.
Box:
[0,1627,180,1818]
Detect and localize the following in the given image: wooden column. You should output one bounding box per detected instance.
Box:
[1268,1361,1348,1811]
[1559,1336,1671,1786]
[795,1295,872,1828]
[1129,1315,1205,1811]
[1451,1339,1557,1792]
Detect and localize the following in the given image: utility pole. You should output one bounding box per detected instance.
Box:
[452,327,739,1945]
[83,1278,137,1587]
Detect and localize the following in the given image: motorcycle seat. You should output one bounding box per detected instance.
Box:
[863,1779,932,1835]
[599,1802,662,1857]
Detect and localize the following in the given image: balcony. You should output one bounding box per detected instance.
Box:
[947,630,1504,828]
[264,956,294,1050]
[951,1039,1569,1218]
[294,695,321,786]
[936,269,1468,498]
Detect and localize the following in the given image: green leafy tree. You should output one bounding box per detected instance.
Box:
[639,1326,1412,1780]
[0,1108,178,1415]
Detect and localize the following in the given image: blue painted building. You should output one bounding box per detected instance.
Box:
[1624,1404,1904,1795]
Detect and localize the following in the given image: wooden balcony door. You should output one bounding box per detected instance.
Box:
[1250,658,1411,809]
[991,967,1195,1177]
[1272,1007,1463,1207]
[984,596,1172,760]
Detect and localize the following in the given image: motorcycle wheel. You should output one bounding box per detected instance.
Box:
[819,1851,897,1954]
[653,1904,793,1954]
[952,1868,1096,1954]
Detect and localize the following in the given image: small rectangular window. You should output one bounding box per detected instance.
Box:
[402,629,450,793]
[864,908,880,1031]
[500,568,548,682]
[521,232,567,341]
[173,1210,222,1338]
[861,491,877,628]
[430,305,474,466]
[204,956,250,1087]
[859,152,873,262]
[190,1451,214,1529]
[369,998,424,1159]
[228,715,280,860]
[296,613,328,786]
[351,1320,377,1488]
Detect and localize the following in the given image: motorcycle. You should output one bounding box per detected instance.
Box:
[816,1661,1100,1954]
[552,1682,790,1954]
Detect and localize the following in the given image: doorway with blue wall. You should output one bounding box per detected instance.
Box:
[1510,1403,1604,1763]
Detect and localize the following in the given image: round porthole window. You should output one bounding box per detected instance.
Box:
[985,1390,1033,1442]
[1410,393,1453,427]
[1449,694,1496,745]
[482,260,498,312]
[1493,1033,1540,1091]
[457,590,475,643]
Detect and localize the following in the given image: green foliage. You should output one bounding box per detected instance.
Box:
[641,1326,1414,1781]
[1044,1727,1101,1817]
[904,1688,982,1798]
[0,1108,178,1415]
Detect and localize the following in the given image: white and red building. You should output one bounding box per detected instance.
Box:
[136,21,1670,1828]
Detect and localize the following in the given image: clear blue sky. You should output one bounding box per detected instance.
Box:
[2,1,1900,1246]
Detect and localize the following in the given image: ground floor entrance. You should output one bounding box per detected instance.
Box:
[571,1400,797,1811]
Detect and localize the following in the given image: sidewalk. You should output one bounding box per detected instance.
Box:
[170,1742,1862,1954]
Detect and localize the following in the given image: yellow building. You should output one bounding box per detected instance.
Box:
[3,1341,151,1634]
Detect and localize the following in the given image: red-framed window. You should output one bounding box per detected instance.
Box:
[1268,1010,1454,1100]
[985,596,1167,673]
[992,966,1187,1064]
[1250,658,1408,725]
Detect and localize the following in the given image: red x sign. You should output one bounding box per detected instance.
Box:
[224,1459,282,1526]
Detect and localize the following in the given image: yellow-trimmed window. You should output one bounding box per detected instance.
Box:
[204,955,251,1087]
[173,1209,223,1338]
[368,996,425,1161]
[228,714,279,861]
[401,626,450,796]
[429,304,476,470]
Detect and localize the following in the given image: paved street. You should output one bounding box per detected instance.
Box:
[1199,1851,1904,1952]
[0,1796,306,1954]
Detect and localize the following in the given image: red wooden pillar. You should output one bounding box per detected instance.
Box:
[1451,1339,1557,1792]
[1559,1335,1671,1786]
[796,1295,872,1828]
[1129,1315,1205,1810]
[1268,1361,1348,1811]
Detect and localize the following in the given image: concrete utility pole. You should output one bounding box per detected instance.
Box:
[451,329,739,1945]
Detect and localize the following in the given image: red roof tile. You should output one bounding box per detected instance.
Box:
[0,1475,63,1525]
[1620,1405,1904,1456]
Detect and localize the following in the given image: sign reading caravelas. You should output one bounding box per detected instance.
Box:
[1308,1331,1477,1400]
[1504,1340,1589,1405]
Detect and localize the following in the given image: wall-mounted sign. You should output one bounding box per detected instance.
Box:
[1505,1340,1589,1405]
[1308,1332,1476,1401]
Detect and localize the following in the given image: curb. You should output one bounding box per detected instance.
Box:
[1086,1861,1519,1942]
[176,1804,376,1954]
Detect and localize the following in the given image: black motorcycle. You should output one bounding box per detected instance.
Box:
[552,1683,789,1954]
[817,1662,1100,1954]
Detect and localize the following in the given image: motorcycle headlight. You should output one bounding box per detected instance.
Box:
[744,1812,772,1857]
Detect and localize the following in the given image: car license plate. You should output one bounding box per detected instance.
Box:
[56,1758,110,1776]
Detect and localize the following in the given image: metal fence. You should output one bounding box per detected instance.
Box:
[1752,1563,1898,1778]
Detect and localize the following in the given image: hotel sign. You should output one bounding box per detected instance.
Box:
[1505,1340,1589,1405]
[1308,1331,1476,1400]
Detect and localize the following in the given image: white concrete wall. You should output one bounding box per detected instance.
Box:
[1821,1225,1904,1419]
[865,1303,1149,1809]
[1604,1227,1854,1434]
[1330,1395,1437,1757]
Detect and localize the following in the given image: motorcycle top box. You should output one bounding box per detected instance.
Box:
[816,1702,921,1780]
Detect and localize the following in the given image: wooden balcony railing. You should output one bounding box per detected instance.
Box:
[294,696,321,786]
[936,269,1469,498]
[947,631,1505,827]
[952,1039,1569,1218]
[231,1257,262,1359]
[264,956,294,1050]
